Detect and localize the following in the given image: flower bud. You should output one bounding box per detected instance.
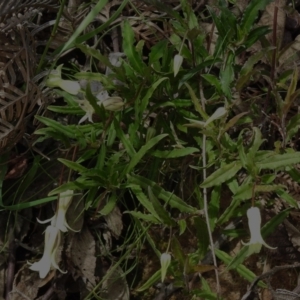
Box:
[173,54,183,77]
[100,96,124,111]
[160,252,171,283]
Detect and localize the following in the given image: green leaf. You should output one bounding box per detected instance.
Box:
[123,134,168,175]
[194,217,209,258]
[125,211,162,224]
[0,196,57,210]
[240,0,273,34]
[283,67,299,116]
[179,59,219,85]
[58,158,87,173]
[47,106,83,114]
[208,186,220,231]
[151,147,199,158]
[226,246,250,271]
[57,0,109,56]
[114,119,136,158]
[128,174,195,213]
[148,187,177,226]
[172,237,185,268]
[149,40,168,64]
[286,114,300,143]
[99,193,117,216]
[139,77,168,120]
[217,182,253,225]
[48,182,82,196]
[74,69,114,88]
[255,184,284,193]
[201,162,242,188]
[214,249,267,288]
[122,20,145,74]
[276,189,298,208]
[134,270,161,293]
[184,82,208,120]
[220,51,235,98]
[256,152,300,169]
[242,26,271,50]
[201,74,222,94]
[223,112,249,133]
[129,184,161,222]
[261,207,292,237]
[35,116,75,138]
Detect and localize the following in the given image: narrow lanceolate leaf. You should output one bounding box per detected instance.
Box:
[261,208,292,237]
[283,67,298,116]
[256,152,300,169]
[125,211,162,224]
[201,162,242,188]
[58,159,87,173]
[58,0,109,55]
[128,175,195,213]
[214,249,267,288]
[123,134,168,175]
[151,147,199,158]
[129,184,161,222]
[122,20,145,74]
[140,77,168,118]
[148,187,179,227]
[240,0,273,34]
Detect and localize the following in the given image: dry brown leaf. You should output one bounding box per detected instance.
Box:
[100,265,130,300]
[258,0,287,46]
[67,226,97,290]
[104,205,123,240]
[10,265,42,300]
[279,34,300,71]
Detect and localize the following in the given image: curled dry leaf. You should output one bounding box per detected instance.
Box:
[104,205,123,240]
[10,265,42,300]
[66,226,97,291]
[258,0,286,45]
[100,265,130,300]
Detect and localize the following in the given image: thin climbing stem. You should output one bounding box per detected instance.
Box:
[200,80,220,297]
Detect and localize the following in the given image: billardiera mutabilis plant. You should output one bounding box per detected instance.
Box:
[242,207,277,256]
[29,190,78,278]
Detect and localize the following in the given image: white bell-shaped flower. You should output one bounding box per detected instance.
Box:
[28,225,66,278]
[37,190,78,232]
[46,64,80,95]
[242,207,276,256]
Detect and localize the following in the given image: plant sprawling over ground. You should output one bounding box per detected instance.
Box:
[2,0,300,299]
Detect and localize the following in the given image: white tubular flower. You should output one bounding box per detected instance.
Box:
[160,253,171,283]
[28,225,66,278]
[242,207,276,256]
[53,190,78,232]
[46,64,80,95]
[37,190,78,232]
